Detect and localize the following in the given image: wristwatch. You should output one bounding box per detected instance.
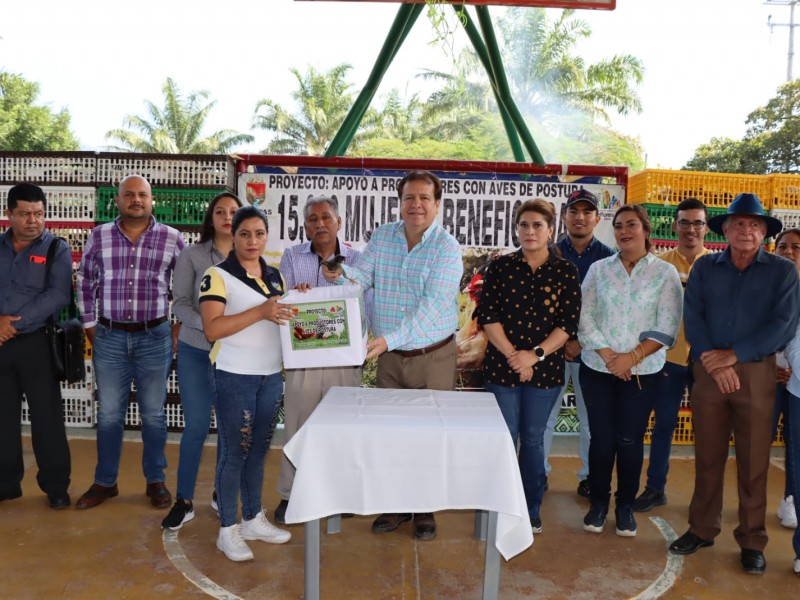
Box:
[533,346,546,362]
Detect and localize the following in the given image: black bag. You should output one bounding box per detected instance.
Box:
[44,237,86,384]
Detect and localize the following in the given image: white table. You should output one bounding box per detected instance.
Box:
[283,386,533,600]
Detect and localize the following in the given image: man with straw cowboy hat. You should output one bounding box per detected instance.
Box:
[669,193,800,575]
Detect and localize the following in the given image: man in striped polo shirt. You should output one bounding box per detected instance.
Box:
[324,170,463,540]
[75,175,185,510]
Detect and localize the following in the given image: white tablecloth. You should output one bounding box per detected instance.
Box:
[283,386,533,560]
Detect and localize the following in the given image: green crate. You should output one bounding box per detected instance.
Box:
[640,204,728,244]
[96,187,220,226]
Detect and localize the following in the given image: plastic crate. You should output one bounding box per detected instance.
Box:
[96,187,219,226]
[628,169,772,208]
[0,185,96,221]
[770,208,800,233]
[96,153,234,189]
[0,151,96,185]
[0,220,95,254]
[124,398,218,432]
[22,390,95,428]
[176,226,202,245]
[651,239,728,254]
[644,408,785,447]
[60,360,94,395]
[642,204,729,243]
[770,174,800,209]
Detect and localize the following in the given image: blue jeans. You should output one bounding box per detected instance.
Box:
[786,391,800,558]
[774,384,795,499]
[93,321,172,486]
[543,360,590,481]
[176,341,218,500]
[580,364,659,507]
[645,361,688,492]
[214,369,282,527]
[485,382,561,519]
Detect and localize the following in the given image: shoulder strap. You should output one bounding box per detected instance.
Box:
[44,237,77,323]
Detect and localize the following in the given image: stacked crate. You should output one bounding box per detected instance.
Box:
[0,152,99,427]
[94,153,235,432]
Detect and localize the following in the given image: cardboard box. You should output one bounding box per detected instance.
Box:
[280,285,368,369]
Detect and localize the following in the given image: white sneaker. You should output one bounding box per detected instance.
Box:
[241,510,292,544]
[794,558,800,574]
[216,524,254,562]
[777,496,798,529]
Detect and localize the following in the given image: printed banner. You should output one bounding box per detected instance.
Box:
[241,167,624,387]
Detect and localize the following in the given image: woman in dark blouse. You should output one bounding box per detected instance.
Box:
[478,199,581,534]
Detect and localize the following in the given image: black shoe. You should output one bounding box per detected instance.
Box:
[0,487,22,502]
[633,487,667,513]
[274,499,289,525]
[530,516,542,534]
[162,498,194,530]
[614,505,637,537]
[413,513,437,540]
[544,477,549,492]
[669,531,714,555]
[372,513,412,533]
[577,479,591,500]
[741,548,766,574]
[583,503,608,533]
[47,491,71,509]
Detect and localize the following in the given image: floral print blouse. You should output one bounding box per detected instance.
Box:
[578,252,683,375]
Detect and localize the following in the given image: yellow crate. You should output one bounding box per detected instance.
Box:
[770,174,800,209]
[628,169,772,208]
[644,409,785,447]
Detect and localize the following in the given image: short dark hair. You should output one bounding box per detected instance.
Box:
[231,205,268,236]
[199,192,243,243]
[7,183,47,211]
[674,197,707,220]
[613,204,653,252]
[397,170,442,201]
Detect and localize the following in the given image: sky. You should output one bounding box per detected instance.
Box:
[0,0,794,169]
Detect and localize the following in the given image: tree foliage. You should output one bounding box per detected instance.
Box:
[105,78,253,154]
[253,64,382,155]
[684,81,800,174]
[0,71,79,151]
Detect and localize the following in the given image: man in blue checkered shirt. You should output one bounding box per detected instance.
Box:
[324,170,463,541]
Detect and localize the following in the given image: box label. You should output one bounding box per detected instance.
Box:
[289,301,350,350]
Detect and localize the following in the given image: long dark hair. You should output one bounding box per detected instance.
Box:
[199,192,243,243]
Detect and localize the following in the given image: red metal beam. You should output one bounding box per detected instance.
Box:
[234,155,628,186]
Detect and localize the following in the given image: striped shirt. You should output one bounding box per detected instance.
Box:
[77,217,185,327]
[342,220,462,352]
[172,239,225,351]
[280,239,362,289]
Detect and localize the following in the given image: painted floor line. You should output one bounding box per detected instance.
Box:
[163,529,243,600]
[629,516,683,600]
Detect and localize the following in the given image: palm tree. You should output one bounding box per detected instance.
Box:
[422,8,643,135]
[105,78,254,153]
[252,64,382,155]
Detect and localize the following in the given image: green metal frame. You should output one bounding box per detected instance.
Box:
[324,3,544,164]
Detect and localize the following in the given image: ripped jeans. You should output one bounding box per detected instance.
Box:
[214,369,282,527]
[580,364,659,508]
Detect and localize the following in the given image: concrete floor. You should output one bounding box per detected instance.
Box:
[1,429,798,599]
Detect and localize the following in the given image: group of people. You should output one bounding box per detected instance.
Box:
[2,171,799,575]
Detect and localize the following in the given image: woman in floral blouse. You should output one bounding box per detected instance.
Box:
[578,204,682,538]
[478,199,581,534]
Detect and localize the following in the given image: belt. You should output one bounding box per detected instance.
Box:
[5,327,46,342]
[97,316,168,332]
[391,334,454,358]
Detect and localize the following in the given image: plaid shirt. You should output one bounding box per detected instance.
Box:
[343,220,462,352]
[77,217,185,327]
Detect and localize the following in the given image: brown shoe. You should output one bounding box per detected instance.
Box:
[413,513,437,540]
[146,482,172,509]
[76,483,119,509]
[371,513,412,533]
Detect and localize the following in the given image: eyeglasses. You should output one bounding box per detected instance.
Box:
[676,219,706,230]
